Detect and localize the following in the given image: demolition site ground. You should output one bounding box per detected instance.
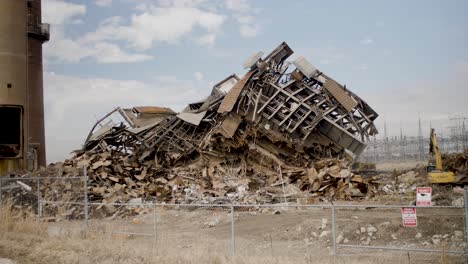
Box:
[1,201,465,264]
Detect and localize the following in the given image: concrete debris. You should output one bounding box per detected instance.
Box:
[2,42,380,218]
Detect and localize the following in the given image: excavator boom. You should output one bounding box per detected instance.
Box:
[427,128,455,183]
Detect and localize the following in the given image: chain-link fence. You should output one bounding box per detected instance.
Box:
[1,172,468,261]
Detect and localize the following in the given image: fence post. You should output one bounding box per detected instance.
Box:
[153,205,157,244]
[36,177,42,217]
[83,166,89,233]
[464,187,468,249]
[0,178,2,205]
[331,204,337,256]
[230,205,235,255]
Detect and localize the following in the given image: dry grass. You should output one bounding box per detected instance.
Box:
[0,205,461,264]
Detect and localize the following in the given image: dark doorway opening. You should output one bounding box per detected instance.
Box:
[0,106,22,157]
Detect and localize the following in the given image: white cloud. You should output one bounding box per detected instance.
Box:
[239,24,260,37]
[43,0,154,64]
[44,72,211,162]
[225,0,250,12]
[93,42,154,63]
[44,0,262,63]
[85,6,225,49]
[194,71,204,81]
[95,0,112,7]
[225,2,261,37]
[360,36,374,45]
[43,0,86,25]
[196,33,216,45]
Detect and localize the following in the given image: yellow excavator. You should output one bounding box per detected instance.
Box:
[427,128,456,183]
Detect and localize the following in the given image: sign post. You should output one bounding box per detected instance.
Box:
[402,207,417,227]
[416,187,432,206]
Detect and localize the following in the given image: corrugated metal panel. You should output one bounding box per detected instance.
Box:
[323,80,357,112]
[176,111,207,126]
[218,71,254,113]
[293,56,317,78]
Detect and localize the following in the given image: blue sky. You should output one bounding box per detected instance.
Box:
[42,0,468,162]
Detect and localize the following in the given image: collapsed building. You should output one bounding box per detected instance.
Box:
[66,42,379,204]
[2,42,380,214]
[83,42,378,167]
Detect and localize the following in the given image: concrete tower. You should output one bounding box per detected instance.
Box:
[0,0,49,175]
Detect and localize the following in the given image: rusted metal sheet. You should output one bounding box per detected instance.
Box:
[133,106,175,115]
[323,80,357,112]
[219,112,242,138]
[217,71,254,113]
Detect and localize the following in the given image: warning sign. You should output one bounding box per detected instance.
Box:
[416,187,432,206]
[401,208,417,227]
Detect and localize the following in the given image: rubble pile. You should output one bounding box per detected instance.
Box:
[2,42,380,216]
[54,155,370,204]
[442,150,468,176]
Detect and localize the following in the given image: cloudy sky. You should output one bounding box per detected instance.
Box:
[42,0,468,162]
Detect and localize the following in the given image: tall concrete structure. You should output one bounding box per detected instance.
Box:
[0,0,49,175]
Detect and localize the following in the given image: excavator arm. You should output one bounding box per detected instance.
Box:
[429,128,443,170]
[427,128,455,183]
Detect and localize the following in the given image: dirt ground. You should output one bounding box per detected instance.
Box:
[376,161,425,172]
[39,205,466,263]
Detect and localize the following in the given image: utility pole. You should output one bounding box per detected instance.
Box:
[384,121,390,161]
[464,120,467,152]
[418,117,424,161]
[400,125,405,162]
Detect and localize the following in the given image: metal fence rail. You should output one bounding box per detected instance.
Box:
[1,171,467,259]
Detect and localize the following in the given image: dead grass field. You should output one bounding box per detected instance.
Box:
[0,205,464,264]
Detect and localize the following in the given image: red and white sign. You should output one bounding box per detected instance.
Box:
[416,187,432,206]
[401,207,417,227]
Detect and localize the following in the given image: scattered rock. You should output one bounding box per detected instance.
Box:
[378,222,390,228]
[454,230,463,238]
[319,231,328,238]
[204,218,219,228]
[452,197,464,207]
[367,225,377,233]
[398,171,417,184]
[415,232,422,239]
[321,218,328,229]
[362,237,371,245]
[336,234,344,244]
[391,234,398,240]
[453,186,464,195]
